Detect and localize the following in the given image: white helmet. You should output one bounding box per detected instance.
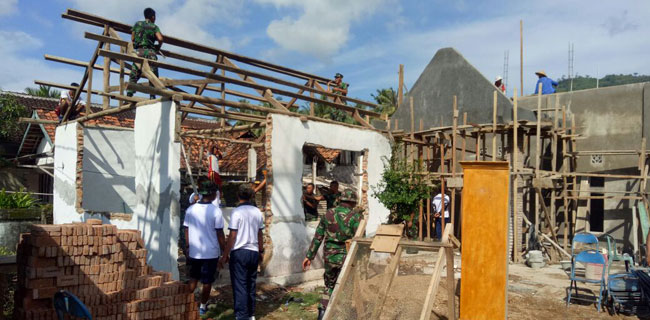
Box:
[495,76,503,82]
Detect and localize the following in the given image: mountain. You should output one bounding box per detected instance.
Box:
[555,74,650,92]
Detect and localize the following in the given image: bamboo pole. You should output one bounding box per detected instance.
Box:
[410,97,415,139]
[520,20,523,96]
[102,42,111,109]
[440,141,446,235]
[461,112,467,161]
[535,83,542,239]
[550,95,559,228]
[562,105,569,251]
[513,88,520,262]
[492,90,498,160]
[451,96,458,236]
[398,64,404,109]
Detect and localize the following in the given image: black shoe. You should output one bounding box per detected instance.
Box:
[149,95,156,100]
[317,307,325,320]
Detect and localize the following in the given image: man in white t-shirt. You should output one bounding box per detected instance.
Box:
[220,185,265,320]
[183,180,225,316]
[55,83,86,122]
[432,192,450,240]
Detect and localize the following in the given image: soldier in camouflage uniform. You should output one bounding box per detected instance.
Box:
[127,7,164,99]
[302,190,364,320]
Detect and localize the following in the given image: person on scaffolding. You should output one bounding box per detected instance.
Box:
[302,190,363,320]
[55,82,86,122]
[127,7,164,99]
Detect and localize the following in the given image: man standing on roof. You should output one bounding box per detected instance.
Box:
[533,70,558,95]
[494,76,506,93]
[56,82,86,122]
[328,73,348,97]
[127,7,163,99]
[302,190,364,320]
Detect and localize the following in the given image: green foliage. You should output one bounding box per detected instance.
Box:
[0,246,15,256]
[555,73,650,93]
[0,188,39,209]
[371,87,399,116]
[297,94,357,124]
[24,85,61,98]
[0,94,28,139]
[372,145,434,228]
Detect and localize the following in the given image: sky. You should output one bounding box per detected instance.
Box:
[1,0,649,103]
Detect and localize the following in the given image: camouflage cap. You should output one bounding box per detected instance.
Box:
[198,180,218,195]
[335,73,343,79]
[339,189,358,203]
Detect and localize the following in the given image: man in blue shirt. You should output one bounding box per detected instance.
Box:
[534,70,558,95]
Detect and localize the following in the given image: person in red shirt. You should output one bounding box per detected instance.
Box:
[494,76,505,93]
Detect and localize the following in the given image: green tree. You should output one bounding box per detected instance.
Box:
[372,144,434,238]
[24,85,60,98]
[0,94,28,138]
[371,87,399,116]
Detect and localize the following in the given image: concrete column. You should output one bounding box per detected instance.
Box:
[134,100,181,280]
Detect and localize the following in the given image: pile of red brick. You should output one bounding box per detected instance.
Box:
[13,219,199,320]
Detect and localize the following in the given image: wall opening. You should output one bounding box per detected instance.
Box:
[589,177,605,232]
[300,143,363,221]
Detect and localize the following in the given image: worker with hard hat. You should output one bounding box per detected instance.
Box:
[494,76,505,93]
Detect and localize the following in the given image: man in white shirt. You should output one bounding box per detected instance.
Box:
[220,185,265,320]
[432,192,450,240]
[183,180,225,316]
[55,83,86,122]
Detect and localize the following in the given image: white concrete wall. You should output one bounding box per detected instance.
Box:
[265,114,391,278]
[134,101,181,279]
[53,123,81,224]
[53,101,181,279]
[82,128,136,213]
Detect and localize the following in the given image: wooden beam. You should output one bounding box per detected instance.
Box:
[19,118,58,125]
[419,225,452,320]
[127,83,387,132]
[370,246,404,318]
[352,110,374,129]
[65,9,333,83]
[181,134,263,146]
[183,122,265,135]
[44,54,131,75]
[98,49,381,118]
[141,60,165,89]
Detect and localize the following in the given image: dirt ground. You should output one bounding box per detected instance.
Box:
[180,258,650,320]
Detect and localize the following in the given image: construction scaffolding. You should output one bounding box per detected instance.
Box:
[395,88,650,263]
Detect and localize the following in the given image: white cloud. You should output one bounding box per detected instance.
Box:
[255,0,390,60]
[0,0,18,17]
[66,0,242,51]
[331,1,650,97]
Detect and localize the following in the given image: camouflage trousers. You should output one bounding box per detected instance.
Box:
[127,48,158,97]
[321,252,346,310]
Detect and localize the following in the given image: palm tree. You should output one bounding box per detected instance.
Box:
[24,85,60,98]
[371,88,400,117]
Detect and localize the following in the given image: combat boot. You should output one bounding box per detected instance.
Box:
[317,307,325,320]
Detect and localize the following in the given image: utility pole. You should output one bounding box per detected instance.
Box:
[520,20,523,96]
[568,42,574,92]
[503,50,510,93]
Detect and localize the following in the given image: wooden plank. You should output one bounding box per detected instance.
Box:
[375,224,405,236]
[451,96,458,234]
[446,246,456,320]
[370,236,401,253]
[44,54,131,75]
[419,224,452,320]
[141,60,165,89]
[370,246,404,318]
[459,162,509,320]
